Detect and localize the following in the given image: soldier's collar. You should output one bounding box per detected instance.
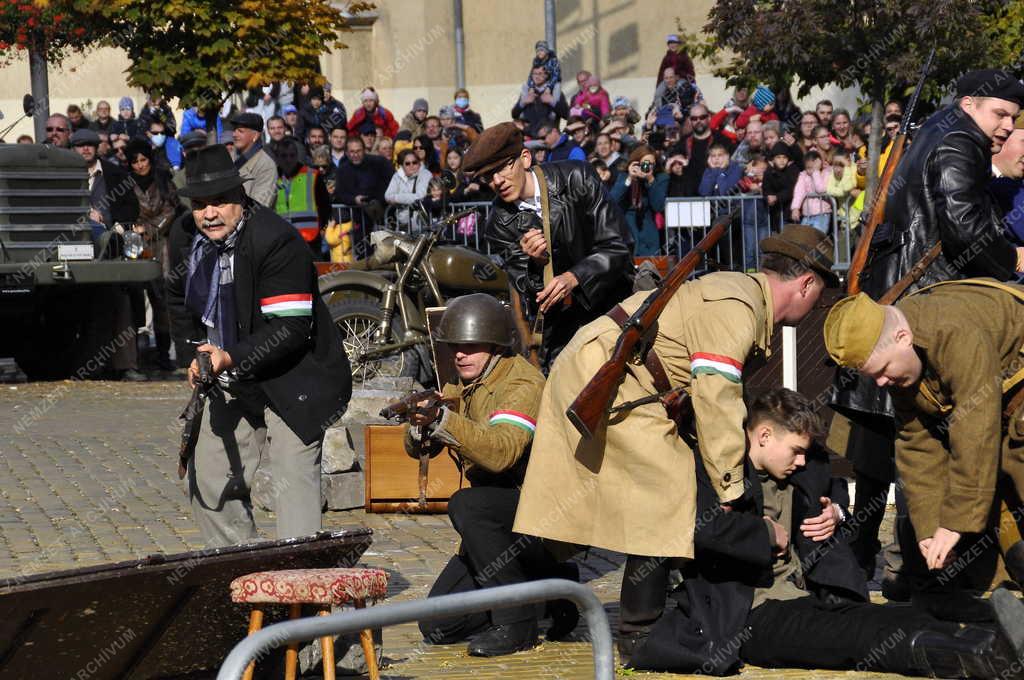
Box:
[747,272,774,355]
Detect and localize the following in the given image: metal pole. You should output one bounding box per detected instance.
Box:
[544,0,556,53]
[216,579,614,680]
[28,47,49,143]
[453,0,465,90]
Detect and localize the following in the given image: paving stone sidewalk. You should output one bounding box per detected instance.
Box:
[0,380,904,679]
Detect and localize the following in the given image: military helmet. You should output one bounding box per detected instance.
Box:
[433,294,515,347]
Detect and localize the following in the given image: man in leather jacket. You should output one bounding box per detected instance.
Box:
[463,122,634,370]
[831,69,1024,599]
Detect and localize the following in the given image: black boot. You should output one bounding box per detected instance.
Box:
[910,624,1024,679]
[544,562,580,641]
[912,588,994,623]
[616,630,648,668]
[991,586,1024,674]
[466,620,538,657]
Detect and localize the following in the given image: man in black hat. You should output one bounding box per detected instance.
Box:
[464,121,634,370]
[167,144,351,547]
[229,112,277,208]
[832,67,1024,610]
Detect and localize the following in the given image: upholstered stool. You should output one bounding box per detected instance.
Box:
[230,567,389,680]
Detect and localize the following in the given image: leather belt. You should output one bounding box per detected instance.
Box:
[606,304,672,394]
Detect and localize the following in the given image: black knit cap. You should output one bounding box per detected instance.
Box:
[955,69,1024,106]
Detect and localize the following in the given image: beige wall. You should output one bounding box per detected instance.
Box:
[0,0,860,141]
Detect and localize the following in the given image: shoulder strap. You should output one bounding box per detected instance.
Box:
[532,166,555,286]
[910,278,1024,394]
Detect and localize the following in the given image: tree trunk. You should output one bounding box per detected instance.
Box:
[864,90,884,201]
[28,47,49,143]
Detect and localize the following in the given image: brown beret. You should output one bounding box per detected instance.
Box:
[463,122,524,175]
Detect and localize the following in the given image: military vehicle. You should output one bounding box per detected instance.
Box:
[0,143,160,378]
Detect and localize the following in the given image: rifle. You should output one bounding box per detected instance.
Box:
[508,283,542,369]
[380,390,459,508]
[178,350,214,479]
[847,48,935,295]
[565,211,734,440]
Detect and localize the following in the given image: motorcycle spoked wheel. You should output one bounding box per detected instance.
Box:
[329,299,421,385]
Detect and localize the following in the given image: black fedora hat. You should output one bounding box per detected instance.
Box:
[179,145,244,198]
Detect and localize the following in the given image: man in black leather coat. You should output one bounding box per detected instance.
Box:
[832,69,1024,601]
[463,122,634,370]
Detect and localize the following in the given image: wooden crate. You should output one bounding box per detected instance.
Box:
[364,424,465,513]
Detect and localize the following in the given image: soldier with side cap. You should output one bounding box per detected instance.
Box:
[825,280,1024,605]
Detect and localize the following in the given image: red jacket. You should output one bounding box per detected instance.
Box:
[733,104,779,131]
[656,49,695,83]
[347,105,400,139]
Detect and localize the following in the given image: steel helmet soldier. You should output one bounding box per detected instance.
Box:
[409,294,574,657]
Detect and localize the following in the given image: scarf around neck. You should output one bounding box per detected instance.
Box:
[185,220,244,349]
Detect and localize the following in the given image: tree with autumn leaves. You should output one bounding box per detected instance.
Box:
[0,0,372,141]
[690,0,1021,197]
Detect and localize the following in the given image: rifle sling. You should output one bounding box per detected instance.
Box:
[606,303,688,430]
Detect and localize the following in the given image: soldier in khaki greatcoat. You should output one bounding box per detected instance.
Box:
[513,224,838,648]
[407,295,574,658]
[825,280,1024,601]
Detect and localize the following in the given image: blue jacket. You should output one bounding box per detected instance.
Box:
[991,176,1024,245]
[180,107,223,140]
[698,163,743,197]
[545,134,586,163]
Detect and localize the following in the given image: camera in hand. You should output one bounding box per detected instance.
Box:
[640,161,653,174]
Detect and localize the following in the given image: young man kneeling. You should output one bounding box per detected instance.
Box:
[629,388,1024,679]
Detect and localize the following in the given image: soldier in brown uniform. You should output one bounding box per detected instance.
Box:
[513,225,838,649]
[825,280,1024,594]
[408,295,571,657]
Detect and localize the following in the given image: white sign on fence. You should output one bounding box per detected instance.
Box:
[665,200,712,228]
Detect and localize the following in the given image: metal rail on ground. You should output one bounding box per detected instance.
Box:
[216,578,615,680]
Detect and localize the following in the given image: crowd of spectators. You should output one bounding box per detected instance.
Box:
[2,34,899,376]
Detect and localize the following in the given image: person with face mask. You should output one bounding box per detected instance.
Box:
[146,119,182,172]
[453,88,483,133]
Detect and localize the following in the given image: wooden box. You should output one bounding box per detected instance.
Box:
[364,424,465,513]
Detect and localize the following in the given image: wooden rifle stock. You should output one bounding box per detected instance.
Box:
[565,213,733,439]
[877,242,942,305]
[846,135,907,295]
[508,283,542,369]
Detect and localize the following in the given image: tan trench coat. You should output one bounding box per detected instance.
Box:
[513,272,774,558]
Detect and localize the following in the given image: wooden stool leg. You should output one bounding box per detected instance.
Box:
[318,609,336,680]
[354,599,379,680]
[285,603,302,680]
[242,608,264,680]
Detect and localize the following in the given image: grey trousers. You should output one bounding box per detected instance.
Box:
[187,383,322,548]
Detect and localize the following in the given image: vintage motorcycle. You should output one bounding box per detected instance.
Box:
[319,206,510,385]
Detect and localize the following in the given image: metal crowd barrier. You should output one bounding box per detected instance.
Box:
[663,194,851,275]
[216,579,614,680]
[332,201,495,256]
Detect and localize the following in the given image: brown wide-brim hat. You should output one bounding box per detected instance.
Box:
[462,122,524,176]
[760,223,839,287]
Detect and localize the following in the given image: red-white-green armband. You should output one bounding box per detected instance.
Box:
[260,293,313,318]
[489,410,537,434]
[691,352,743,383]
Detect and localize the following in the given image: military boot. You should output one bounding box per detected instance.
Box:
[466,620,538,657]
[909,625,1024,679]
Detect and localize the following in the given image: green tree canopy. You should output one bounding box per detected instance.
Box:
[95,0,374,112]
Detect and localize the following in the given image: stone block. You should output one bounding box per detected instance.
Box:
[364,375,418,392]
[322,426,357,474]
[323,470,365,511]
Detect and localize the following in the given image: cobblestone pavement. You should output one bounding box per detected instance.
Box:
[0,380,905,679]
